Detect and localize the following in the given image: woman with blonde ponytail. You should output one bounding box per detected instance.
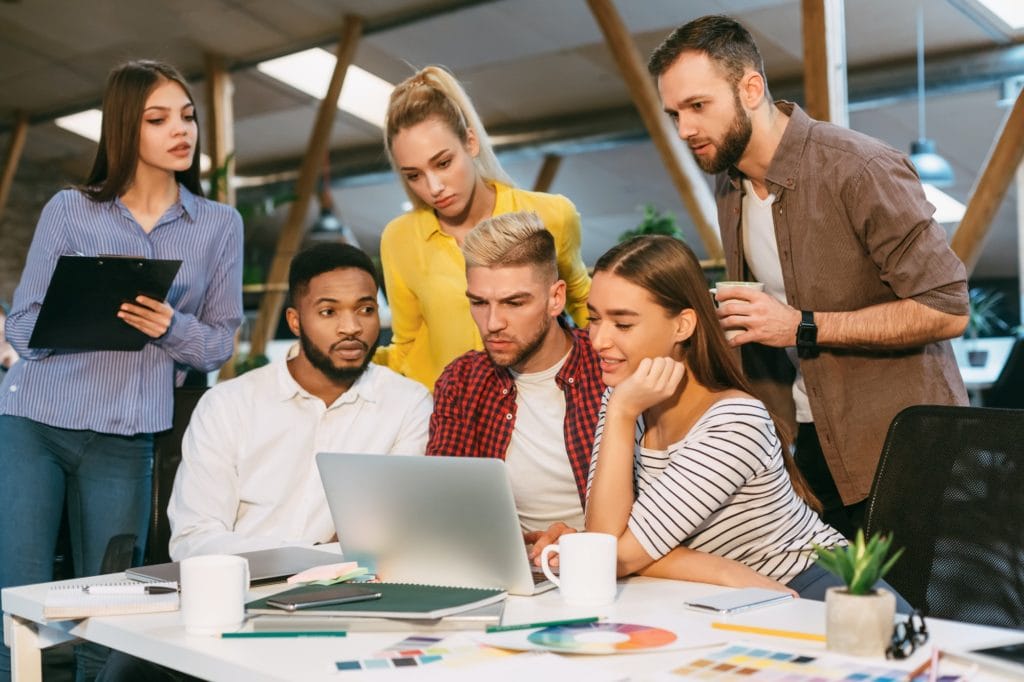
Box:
[375,65,590,391]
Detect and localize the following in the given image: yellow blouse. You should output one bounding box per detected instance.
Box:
[374,182,591,391]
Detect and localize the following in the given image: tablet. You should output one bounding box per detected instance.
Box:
[946,640,1024,677]
[684,588,794,615]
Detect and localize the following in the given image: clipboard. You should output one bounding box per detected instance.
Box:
[29,255,182,351]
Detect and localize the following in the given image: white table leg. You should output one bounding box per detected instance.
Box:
[3,613,42,682]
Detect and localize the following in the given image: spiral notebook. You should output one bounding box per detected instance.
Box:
[246,582,506,619]
[44,581,180,619]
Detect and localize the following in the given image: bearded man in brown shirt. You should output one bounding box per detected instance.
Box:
[647,15,969,538]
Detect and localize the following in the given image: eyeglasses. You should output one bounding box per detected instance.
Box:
[888,609,928,659]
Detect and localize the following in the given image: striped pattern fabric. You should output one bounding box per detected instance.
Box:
[0,186,242,435]
[588,396,845,583]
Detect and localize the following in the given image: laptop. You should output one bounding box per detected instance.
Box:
[316,453,557,596]
[126,546,341,586]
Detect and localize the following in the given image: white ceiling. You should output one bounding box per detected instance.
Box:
[1,0,1021,277]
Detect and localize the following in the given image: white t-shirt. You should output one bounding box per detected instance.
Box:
[167,347,433,560]
[506,351,585,533]
[741,178,813,423]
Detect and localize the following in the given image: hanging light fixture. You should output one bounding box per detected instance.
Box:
[308,153,361,247]
[908,3,955,187]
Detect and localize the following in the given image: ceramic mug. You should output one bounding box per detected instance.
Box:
[710,281,766,340]
[180,554,250,635]
[540,532,617,607]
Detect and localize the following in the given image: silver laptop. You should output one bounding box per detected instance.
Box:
[126,546,340,585]
[316,453,556,596]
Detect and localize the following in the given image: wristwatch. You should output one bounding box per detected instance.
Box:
[796,310,818,359]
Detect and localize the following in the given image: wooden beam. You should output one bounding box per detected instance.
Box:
[250,15,364,356]
[585,0,722,261]
[0,111,29,219]
[951,86,1024,274]
[204,53,236,207]
[1017,163,1024,321]
[532,153,562,193]
[801,0,848,127]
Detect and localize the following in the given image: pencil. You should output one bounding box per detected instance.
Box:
[221,631,347,639]
[486,616,600,633]
[710,621,826,642]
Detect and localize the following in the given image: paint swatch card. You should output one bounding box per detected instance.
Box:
[667,644,968,681]
[335,634,514,672]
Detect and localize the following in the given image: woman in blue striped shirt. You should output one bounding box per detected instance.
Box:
[585,236,907,606]
[0,60,242,680]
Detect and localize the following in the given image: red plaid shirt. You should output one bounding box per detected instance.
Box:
[427,327,604,506]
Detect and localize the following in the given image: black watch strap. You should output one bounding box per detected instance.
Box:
[796,310,818,359]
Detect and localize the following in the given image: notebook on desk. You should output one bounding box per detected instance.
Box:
[126,546,340,586]
[316,453,557,597]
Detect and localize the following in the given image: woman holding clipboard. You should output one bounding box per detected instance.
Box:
[0,60,242,680]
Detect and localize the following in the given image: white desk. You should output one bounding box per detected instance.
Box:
[5,575,1023,681]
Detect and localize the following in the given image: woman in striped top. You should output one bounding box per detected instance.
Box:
[585,236,905,603]
[0,61,242,680]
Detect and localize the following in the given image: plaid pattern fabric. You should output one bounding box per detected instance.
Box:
[427,327,604,505]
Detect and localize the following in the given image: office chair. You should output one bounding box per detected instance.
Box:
[865,404,1024,629]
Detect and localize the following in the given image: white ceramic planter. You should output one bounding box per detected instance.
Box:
[825,586,896,657]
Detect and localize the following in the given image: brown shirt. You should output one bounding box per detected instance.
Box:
[716,102,969,505]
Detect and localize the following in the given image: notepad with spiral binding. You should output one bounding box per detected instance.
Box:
[246,582,506,619]
[43,581,180,619]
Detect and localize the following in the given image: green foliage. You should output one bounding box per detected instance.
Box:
[618,204,683,242]
[234,353,270,376]
[966,287,1009,339]
[813,530,904,596]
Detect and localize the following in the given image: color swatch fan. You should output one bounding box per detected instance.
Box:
[482,621,681,655]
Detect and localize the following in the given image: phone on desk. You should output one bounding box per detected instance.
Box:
[266,584,382,612]
[684,588,793,615]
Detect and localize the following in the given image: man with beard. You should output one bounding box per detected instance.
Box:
[648,16,968,537]
[167,243,431,559]
[428,211,604,561]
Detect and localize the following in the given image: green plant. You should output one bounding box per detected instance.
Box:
[234,353,269,376]
[966,287,1009,339]
[618,204,683,242]
[813,530,903,596]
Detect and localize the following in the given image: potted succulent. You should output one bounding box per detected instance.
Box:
[965,287,1009,367]
[814,530,904,657]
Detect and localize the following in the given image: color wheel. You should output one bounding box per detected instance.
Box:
[526,622,677,654]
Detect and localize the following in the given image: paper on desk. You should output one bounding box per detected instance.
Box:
[286,561,366,584]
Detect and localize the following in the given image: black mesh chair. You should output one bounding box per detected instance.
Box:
[864,404,1024,629]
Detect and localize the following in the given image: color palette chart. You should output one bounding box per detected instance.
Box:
[335,634,514,672]
[528,622,678,654]
[670,645,966,681]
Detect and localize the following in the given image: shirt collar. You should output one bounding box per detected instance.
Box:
[272,343,378,407]
[417,180,511,242]
[726,100,807,193]
[486,323,590,390]
[111,182,196,224]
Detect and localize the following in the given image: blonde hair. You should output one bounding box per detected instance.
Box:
[385,65,513,209]
[462,211,558,282]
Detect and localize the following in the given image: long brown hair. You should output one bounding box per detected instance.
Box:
[384,65,512,209]
[80,60,203,202]
[594,235,821,511]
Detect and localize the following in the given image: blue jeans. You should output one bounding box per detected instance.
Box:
[786,562,914,614]
[0,415,153,682]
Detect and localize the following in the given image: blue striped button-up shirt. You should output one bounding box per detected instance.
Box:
[0,186,243,435]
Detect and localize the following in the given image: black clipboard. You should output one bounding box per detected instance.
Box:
[29,255,182,351]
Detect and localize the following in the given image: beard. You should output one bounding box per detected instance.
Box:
[299,329,378,386]
[485,316,551,370]
[693,92,753,174]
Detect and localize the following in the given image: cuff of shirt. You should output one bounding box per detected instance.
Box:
[627,516,669,562]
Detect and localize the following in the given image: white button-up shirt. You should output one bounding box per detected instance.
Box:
[168,350,432,559]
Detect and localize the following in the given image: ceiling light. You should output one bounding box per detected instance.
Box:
[909,4,955,188]
[922,183,966,224]
[257,48,393,128]
[56,108,212,172]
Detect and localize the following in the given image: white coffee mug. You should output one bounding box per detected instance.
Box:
[540,532,617,607]
[180,554,250,635]
[710,281,766,340]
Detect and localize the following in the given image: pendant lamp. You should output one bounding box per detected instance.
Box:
[908,3,955,187]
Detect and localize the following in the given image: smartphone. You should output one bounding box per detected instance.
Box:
[266,584,383,612]
[684,588,794,615]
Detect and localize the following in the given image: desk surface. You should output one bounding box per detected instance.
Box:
[5,575,1024,681]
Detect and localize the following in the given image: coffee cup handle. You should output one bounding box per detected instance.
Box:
[539,544,561,587]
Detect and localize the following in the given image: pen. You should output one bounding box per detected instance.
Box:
[486,616,600,633]
[710,621,826,643]
[84,584,178,595]
[221,631,347,639]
